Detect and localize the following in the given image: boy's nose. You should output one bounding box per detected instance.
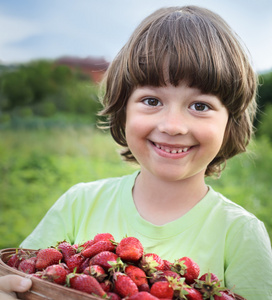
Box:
[158,111,189,136]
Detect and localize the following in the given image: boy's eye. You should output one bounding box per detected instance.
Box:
[190,102,210,111]
[142,98,162,106]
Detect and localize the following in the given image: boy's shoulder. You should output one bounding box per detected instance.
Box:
[64,171,139,197]
[208,186,260,223]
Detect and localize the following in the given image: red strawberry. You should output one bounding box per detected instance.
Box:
[66,253,86,273]
[184,287,204,300]
[214,290,236,299]
[107,292,121,300]
[18,257,37,274]
[57,241,76,262]
[90,251,118,271]
[172,256,200,284]
[100,279,113,292]
[149,270,181,285]
[113,272,139,298]
[115,237,144,262]
[36,248,63,270]
[7,249,28,268]
[195,272,223,298]
[125,265,149,291]
[94,233,115,243]
[68,273,106,297]
[32,272,43,279]
[81,240,115,258]
[43,264,69,285]
[140,253,165,275]
[150,281,174,299]
[99,279,113,293]
[128,291,160,299]
[199,272,219,283]
[163,259,173,271]
[80,239,95,249]
[78,257,90,273]
[83,265,107,282]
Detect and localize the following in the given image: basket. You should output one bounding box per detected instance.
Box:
[0,248,100,300]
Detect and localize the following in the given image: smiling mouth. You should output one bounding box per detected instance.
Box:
[152,142,190,154]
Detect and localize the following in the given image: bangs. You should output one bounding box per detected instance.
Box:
[125,7,246,105]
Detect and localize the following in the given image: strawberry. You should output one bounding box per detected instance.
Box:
[140,253,165,275]
[68,273,106,297]
[194,272,223,298]
[149,270,181,285]
[101,280,113,292]
[18,257,37,274]
[100,279,113,292]
[199,272,220,283]
[184,287,204,300]
[94,233,115,243]
[150,281,174,299]
[214,290,236,299]
[107,292,122,300]
[171,256,200,284]
[57,241,76,262]
[115,237,144,262]
[113,272,139,298]
[81,240,115,258]
[163,259,173,271]
[7,249,28,268]
[125,265,149,291]
[32,272,43,279]
[90,251,118,271]
[43,264,69,285]
[66,253,86,273]
[80,239,96,250]
[83,265,107,282]
[35,248,63,270]
[128,291,160,299]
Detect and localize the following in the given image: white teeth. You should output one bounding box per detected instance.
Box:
[154,143,189,154]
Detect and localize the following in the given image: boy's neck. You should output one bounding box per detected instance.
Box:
[132,170,208,226]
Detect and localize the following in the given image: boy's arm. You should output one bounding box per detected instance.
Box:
[0,275,32,299]
[225,218,272,300]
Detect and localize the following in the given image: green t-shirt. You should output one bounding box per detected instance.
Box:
[21,171,272,299]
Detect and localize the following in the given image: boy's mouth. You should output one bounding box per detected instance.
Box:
[152,142,190,154]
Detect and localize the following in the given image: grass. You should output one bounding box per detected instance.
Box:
[1,127,271,249]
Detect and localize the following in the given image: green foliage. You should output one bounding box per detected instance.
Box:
[258,72,272,110]
[1,127,271,250]
[0,60,102,125]
[257,104,272,140]
[256,71,272,133]
[206,137,272,239]
[0,127,137,249]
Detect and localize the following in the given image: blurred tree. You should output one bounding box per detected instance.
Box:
[1,71,34,108]
[0,60,75,111]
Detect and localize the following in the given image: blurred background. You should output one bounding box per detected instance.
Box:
[0,0,272,249]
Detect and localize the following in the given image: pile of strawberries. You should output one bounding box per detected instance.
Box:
[6,233,243,300]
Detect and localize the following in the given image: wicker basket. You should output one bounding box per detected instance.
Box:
[0,248,100,300]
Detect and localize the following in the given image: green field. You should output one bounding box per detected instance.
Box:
[1,127,271,249]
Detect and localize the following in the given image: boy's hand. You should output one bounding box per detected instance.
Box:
[0,275,32,300]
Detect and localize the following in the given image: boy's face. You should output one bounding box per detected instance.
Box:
[125,82,229,183]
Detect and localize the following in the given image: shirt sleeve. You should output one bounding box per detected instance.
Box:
[20,184,82,249]
[224,217,272,300]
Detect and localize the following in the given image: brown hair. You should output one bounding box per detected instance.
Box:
[99,5,257,176]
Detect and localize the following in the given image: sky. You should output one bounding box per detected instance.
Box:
[0,0,271,73]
